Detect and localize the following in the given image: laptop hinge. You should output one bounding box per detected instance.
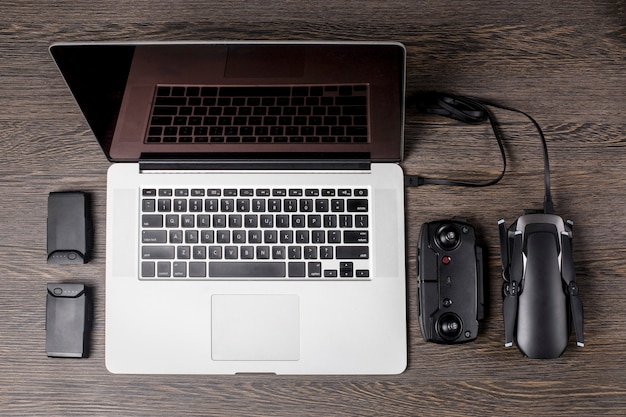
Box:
[138,153,372,171]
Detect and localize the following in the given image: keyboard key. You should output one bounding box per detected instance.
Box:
[249,230,262,243]
[142,214,163,228]
[325,215,338,229]
[142,261,155,277]
[264,230,278,243]
[253,199,266,212]
[198,215,211,228]
[232,230,246,243]
[276,214,289,228]
[315,199,329,212]
[177,246,191,259]
[185,230,199,243]
[296,230,309,243]
[304,246,317,259]
[191,188,205,196]
[312,231,325,244]
[217,230,230,243]
[142,230,167,243]
[308,262,322,278]
[344,231,369,243]
[308,215,322,228]
[257,246,270,259]
[327,230,341,243]
[142,199,156,212]
[260,215,273,227]
[272,246,286,259]
[205,199,218,212]
[173,262,186,278]
[142,246,175,259]
[213,215,226,228]
[347,199,368,212]
[336,246,369,259]
[165,214,179,227]
[241,246,254,259]
[181,214,195,227]
[157,262,171,278]
[284,199,298,212]
[158,199,171,212]
[170,230,183,244]
[225,246,238,259]
[193,246,207,259]
[331,199,344,212]
[288,246,302,259]
[228,214,242,228]
[221,199,234,212]
[209,262,286,278]
[151,116,172,125]
[340,262,353,277]
[355,215,369,228]
[189,262,207,277]
[209,246,222,259]
[292,215,305,228]
[200,230,214,243]
[288,262,306,277]
[339,215,353,228]
[174,199,187,212]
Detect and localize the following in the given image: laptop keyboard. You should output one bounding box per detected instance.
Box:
[145,84,369,144]
[140,187,372,280]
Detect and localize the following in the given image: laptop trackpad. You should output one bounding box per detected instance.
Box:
[211,294,300,361]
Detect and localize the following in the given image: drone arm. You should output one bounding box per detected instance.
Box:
[498,219,509,279]
[503,230,523,347]
[561,230,584,347]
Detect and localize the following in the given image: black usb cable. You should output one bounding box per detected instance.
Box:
[404,92,553,214]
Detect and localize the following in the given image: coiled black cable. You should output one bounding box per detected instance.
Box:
[405,92,553,214]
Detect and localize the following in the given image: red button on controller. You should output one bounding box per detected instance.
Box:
[442,256,451,265]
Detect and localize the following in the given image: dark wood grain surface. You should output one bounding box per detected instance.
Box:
[1,1,625,415]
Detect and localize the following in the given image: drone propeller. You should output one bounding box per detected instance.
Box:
[498,219,510,281]
[503,230,523,347]
[561,230,584,347]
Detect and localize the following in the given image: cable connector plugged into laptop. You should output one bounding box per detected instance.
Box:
[404,175,425,187]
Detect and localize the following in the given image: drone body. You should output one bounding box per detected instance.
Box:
[499,213,584,359]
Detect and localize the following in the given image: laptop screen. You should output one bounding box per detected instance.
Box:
[50,42,405,163]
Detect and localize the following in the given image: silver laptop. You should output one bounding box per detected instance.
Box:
[51,41,407,374]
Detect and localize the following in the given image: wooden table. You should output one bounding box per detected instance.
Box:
[1,1,625,415]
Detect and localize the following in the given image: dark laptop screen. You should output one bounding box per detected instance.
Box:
[51,42,405,163]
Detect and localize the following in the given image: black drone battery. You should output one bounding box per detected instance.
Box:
[46,283,91,358]
[47,191,92,264]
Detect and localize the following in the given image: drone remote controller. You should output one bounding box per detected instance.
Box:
[417,218,484,343]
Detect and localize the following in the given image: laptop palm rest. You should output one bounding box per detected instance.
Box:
[211,294,300,361]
